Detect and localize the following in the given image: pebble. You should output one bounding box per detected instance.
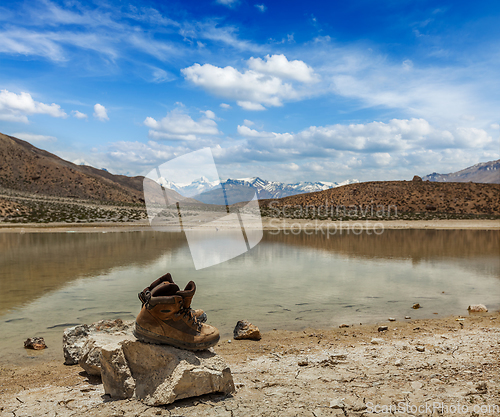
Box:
[378,326,389,332]
[395,359,403,367]
[329,399,345,409]
[405,316,411,319]
[24,337,47,350]
[339,324,349,328]
[411,381,423,390]
[388,318,396,322]
[298,358,309,366]
[412,303,421,309]
[416,345,425,352]
[371,338,384,345]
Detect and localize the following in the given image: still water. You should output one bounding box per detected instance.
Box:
[0,229,499,364]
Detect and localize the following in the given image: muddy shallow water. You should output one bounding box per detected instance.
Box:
[0,229,498,364]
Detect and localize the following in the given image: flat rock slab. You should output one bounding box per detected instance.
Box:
[101,340,235,405]
[63,319,235,406]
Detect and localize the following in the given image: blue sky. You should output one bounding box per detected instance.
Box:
[0,0,499,183]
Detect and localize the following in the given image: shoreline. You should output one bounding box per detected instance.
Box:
[0,313,498,416]
[0,218,499,233]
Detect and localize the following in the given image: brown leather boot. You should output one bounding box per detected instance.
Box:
[134,281,219,350]
[139,273,207,323]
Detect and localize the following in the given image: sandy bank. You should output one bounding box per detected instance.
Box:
[0,314,498,416]
[0,218,499,233]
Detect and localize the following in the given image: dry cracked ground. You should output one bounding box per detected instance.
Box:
[0,315,499,417]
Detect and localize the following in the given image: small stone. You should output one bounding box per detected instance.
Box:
[476,382,487,392]
[378,326,389,332]
[339,324,349,328]
[24,337,47,350]
[412,303,420,309]
[388,318,396,322]
[468,304,488,313]
[395,359,403,367]
[411,381,423,390]
[430,378,442,384]
[233,320,261,340]
[405,316,411,319]
[371,338,384,345]
[228,340,231,343]
[416,345,425,352]
[329,399,345,409]
[298,358,309,366]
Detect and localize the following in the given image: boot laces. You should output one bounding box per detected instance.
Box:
[176,307,202,331]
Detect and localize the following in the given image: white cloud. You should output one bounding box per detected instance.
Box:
[491,123,500,130]
[0,89,67,123]
[93,103,109,121]
[182,56,316,110]
[235,118,493,156]
[11,132,57,142]
[460,114,475,121]
[237,125,271,137]
[215,0,238,7]
[237,101,266,111]
[220,103,231,109]
[72,110,88,119]
[243,119,254,126]
[201,110,216,119]
[247,54,318,83]
[144,109,220,141]
[255,4,266,12]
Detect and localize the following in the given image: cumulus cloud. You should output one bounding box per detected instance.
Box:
[0,89,66,123]
[144,109,220,141]
[72,110,88,119]
[247,54,318,83]
[255,4,266,12]
[235,118,493,157]
[11,132,57,142]
[93,103,109,121]
[182,55,317,110]
[220,103,231,109]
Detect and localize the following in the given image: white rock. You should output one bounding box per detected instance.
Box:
[371,338,384,345]
[329,398,345,409]
[395,359,403,367]
[100,339,235,405]
[411,381,423,390]
[63,319,134,366]
[468,304,488,313]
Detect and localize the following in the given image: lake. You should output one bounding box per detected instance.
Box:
[0,228,498,364]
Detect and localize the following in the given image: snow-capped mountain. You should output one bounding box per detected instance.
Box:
[157,176,220,197]
[156,176,359,200]
[223,177,359,199]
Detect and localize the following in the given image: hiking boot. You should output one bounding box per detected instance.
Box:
[134,281,219,350]
[139,273,207,323]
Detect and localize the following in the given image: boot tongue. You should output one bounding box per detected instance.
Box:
[177,281,196,308]
[151,282,180,297]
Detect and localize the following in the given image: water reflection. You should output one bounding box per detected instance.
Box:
[0,229,498,364]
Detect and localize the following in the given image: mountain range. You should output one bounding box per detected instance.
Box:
[422,159,500,184]
[157,176,359,200]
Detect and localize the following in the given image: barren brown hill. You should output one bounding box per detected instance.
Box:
[0,132,184,205]
[259,176,500,217]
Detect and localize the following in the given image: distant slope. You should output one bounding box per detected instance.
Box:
[259,177,500,216]
[0,132,184,204]
[423,160,500,184]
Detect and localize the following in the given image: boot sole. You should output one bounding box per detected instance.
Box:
[133,323,220,351]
